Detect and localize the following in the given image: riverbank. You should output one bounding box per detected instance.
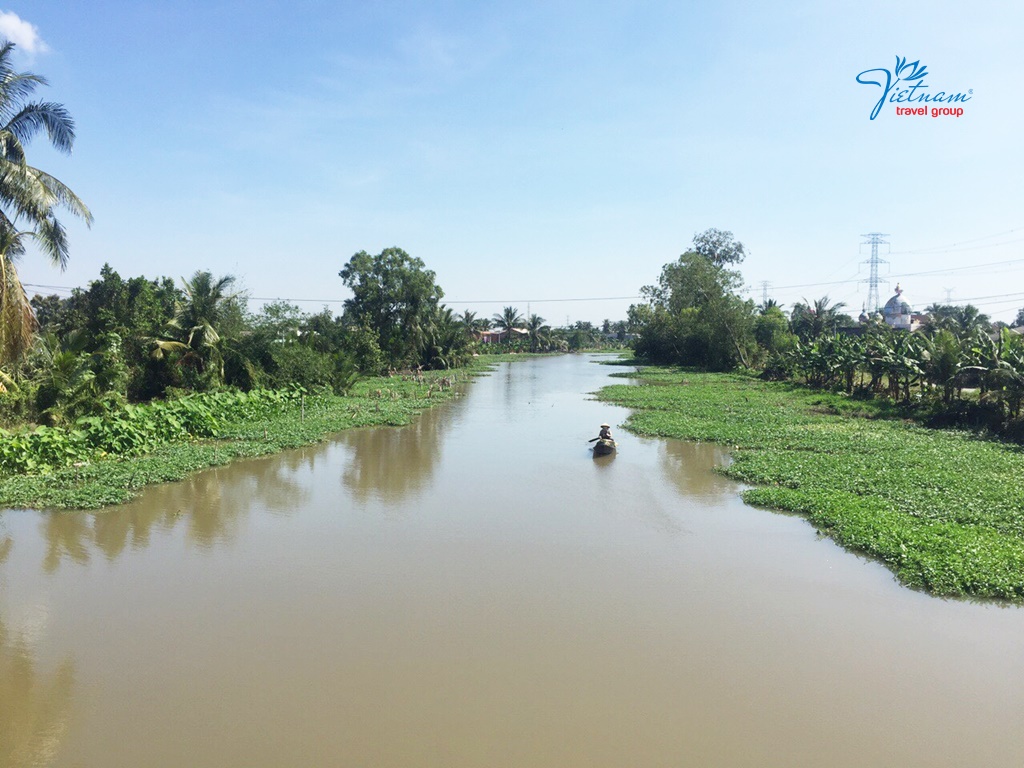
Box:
[597,367,1024,602]
[0,362,510,510]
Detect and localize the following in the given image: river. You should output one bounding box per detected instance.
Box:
[1,354,1022,767]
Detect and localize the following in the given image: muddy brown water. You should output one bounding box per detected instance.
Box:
[1,355,1023,767]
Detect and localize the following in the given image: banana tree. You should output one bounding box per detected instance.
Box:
[920,329,964,404]
[964,328,1024,420]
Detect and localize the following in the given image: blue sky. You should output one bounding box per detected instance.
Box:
[7,1,1024,323]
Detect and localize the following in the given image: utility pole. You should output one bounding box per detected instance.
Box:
[860,233,890,313]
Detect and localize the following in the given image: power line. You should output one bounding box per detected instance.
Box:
[445,295,641,305]
[771,274,862,290]
[22,282,643,307]
[771,256,1024,292]
[889,227,1024,254]
[22,283,75,292]
[890,237,1024,256]
[945,290,1024,303]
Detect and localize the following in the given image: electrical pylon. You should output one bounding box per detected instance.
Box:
[860,233,890,312]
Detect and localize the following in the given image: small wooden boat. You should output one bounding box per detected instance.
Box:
[592,438,616,456]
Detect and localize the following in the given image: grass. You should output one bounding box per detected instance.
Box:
[0,367,481,510]
[597,367,1024,602]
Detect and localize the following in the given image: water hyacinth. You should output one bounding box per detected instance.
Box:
[598,368,1024,602]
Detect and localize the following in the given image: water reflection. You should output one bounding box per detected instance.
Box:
[31,451,310,572]
[1,355,1023,768]
[339,403,451,503]
[658,440,736,501]
[42,514,91,574]
[0,617,75,767]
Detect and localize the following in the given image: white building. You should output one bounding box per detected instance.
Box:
[881,285,923,331]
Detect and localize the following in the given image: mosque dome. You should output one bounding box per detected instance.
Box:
[882,284,912,317]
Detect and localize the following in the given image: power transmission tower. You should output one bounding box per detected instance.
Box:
[860,233,890,312]
[759,281,771,305]
[944,288,954,303]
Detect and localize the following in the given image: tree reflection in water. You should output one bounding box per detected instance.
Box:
[0,616,75,766]
[658,440,737,501]
[34,451,309,571]
[339,404,449,504]
[42,514,92,574]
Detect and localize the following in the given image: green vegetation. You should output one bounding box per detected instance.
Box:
[628,230,760,371]
[0,367,477,509]
[599,368,1024,601]
[339,247,471,371]
[627,230,1024,440]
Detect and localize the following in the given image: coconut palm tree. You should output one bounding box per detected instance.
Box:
[951,305,990,338]
[526,313,549,352]
[423,306,470,369]
[458,309,489,337]
[151,271,240,385]
[0,41,92,366]
[0,229,33,365]
[491,306,523,345]
[791,297,847,340]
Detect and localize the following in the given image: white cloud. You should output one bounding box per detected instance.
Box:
[0,11,49,55]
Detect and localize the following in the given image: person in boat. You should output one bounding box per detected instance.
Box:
[598,423,613,440]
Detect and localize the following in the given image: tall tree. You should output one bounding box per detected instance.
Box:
[633,252,756,370]
[339,247,444,368]
[0,41,92,366]
[691,228,747,266]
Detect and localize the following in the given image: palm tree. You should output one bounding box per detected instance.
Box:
[791,297,847,340]
[458,309,489,337]
[151,272,239,385]
[0,229,33,365]
[951,304,990,338]
[491,306,523,345]
[423,306,470,369]
[0,41,92,366]
[526,313,549,352]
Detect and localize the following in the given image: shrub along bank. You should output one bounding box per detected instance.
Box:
[597,367,1024,602]
[0,367,477,510]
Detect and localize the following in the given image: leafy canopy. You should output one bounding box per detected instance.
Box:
[339,247,444,369]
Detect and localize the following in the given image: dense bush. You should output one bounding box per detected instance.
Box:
[0,388,302,474]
